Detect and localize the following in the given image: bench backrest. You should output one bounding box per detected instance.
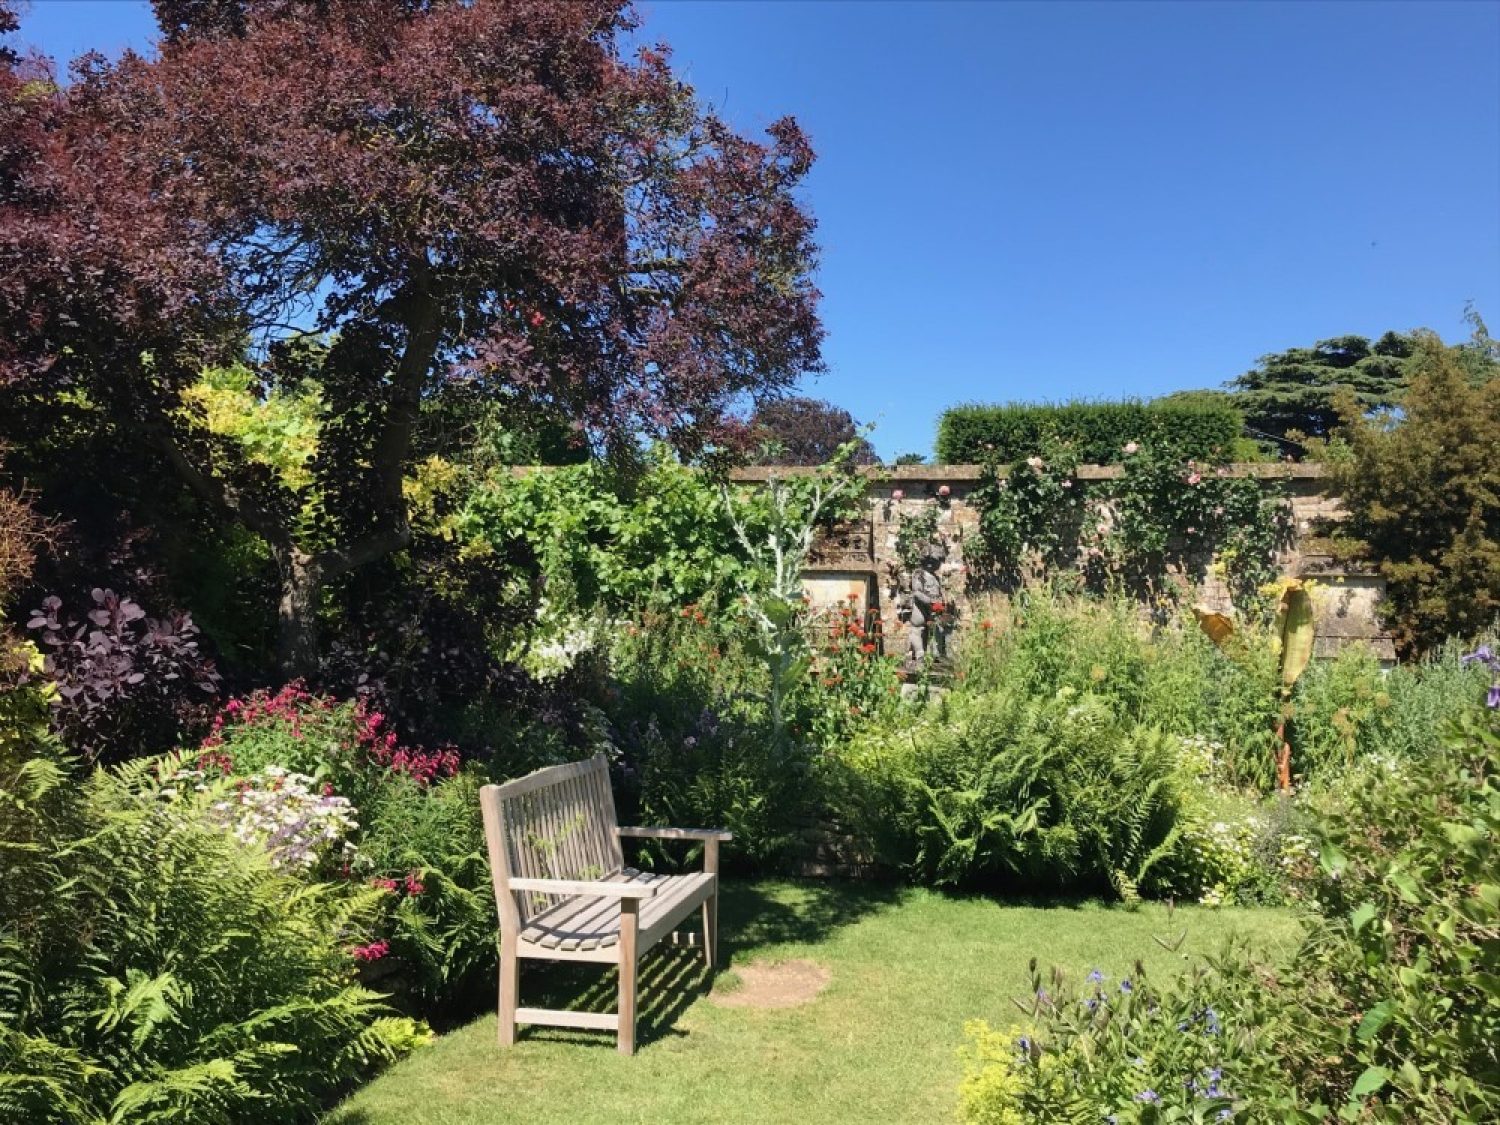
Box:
[479,754,624,930]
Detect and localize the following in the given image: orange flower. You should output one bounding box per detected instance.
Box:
[860,643,877,655]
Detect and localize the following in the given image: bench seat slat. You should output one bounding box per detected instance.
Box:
[521,870,715,952]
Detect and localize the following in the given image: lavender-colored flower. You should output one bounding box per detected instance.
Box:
[1119,978,1133,994]
[1135,1089,1161,1104]
[1087,968,1105,984]
[1461,644,1493,665]
[1489,683,1500,710]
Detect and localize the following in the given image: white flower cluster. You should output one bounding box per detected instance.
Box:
[206,766,359,870]
[1278,832,1318,871]
[1178,734,1225,781]
[1187,814,1261,905]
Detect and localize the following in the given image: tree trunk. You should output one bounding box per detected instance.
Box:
[276,548,325,680]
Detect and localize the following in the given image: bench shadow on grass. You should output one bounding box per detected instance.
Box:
[512,877,903,1051]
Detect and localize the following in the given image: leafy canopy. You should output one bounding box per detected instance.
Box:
[0,0,825,672]
[1332,334,1500,655]
[1229,332,1416,445]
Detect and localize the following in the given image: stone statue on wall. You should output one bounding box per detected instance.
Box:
[903,543,949,666]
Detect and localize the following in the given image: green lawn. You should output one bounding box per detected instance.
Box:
[328,880,1300,1125]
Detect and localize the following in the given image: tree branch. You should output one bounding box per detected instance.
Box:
[149,416,291,550]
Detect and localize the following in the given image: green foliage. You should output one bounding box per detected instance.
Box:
[936,399,1242,465]
[1332,335,1500,655]
[356,770,499,1013]
[720,449,868,741]
[1104,448,1292,611]
[180,364,324,494]
[1229,331,1416,445]
[967,440,1085,584]
[957,709,1500,1124]
[797,597,901,752]
[451,447,750,631]
[604,606,807,869]
[956,592,1280,788]
[965,442,1290,614]
[835,686,1196,896]
[1290,634,1494,775]
[1294,712,1500,1121]
[960,950,1315,1124]
[0,719,424,1124]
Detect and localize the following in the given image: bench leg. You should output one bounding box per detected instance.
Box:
[701,893,717,970]
[703,841,720,971]
[498,931,519,1047]
[617,899,639,1055]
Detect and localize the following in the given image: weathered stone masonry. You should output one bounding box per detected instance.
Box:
[730,463,1395,663]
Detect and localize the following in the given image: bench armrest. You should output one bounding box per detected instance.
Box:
[617,826,733,842]
[507,878,659,900]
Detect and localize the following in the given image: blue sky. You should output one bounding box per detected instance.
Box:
[14,0,1500,459]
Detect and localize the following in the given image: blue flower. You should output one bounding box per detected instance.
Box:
[1119,978,1133,994]
[1017,1035,1031,1053]
[1087,968,1105,984]
[1135,1089,1161,1104]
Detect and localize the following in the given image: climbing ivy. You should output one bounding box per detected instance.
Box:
[968,441,1291,614]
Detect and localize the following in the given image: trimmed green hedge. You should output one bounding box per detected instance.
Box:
[935,400,1243,464]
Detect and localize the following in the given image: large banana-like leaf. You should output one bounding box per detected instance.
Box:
[1274,581,1316,691]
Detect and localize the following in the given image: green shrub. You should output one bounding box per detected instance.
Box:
[1331,335,1500,656]
[355,770,499,1014]
[1293,632,1495,775]
[836,689,1195,898]
[0,718,424,1124]
[936,399,1243,465]
[957,708,1500,1124]
[957,591,1280,788]
[603,606,809,869]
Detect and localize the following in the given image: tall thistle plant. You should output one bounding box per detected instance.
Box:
[723,442,867,747]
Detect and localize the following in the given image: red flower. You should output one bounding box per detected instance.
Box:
[931,601,946,613]
[351,940,390,963]
[860,643,877,655]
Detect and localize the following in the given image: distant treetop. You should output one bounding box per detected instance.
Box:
[748,396,877,466]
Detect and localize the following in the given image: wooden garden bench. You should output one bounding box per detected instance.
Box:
[479,754,731,1054]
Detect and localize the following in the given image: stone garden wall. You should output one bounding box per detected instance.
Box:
[729,462,1395,663]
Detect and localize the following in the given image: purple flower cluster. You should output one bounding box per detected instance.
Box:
[1461,645,1500,709]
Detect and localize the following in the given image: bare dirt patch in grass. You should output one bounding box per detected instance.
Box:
[712,958,831,1009]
